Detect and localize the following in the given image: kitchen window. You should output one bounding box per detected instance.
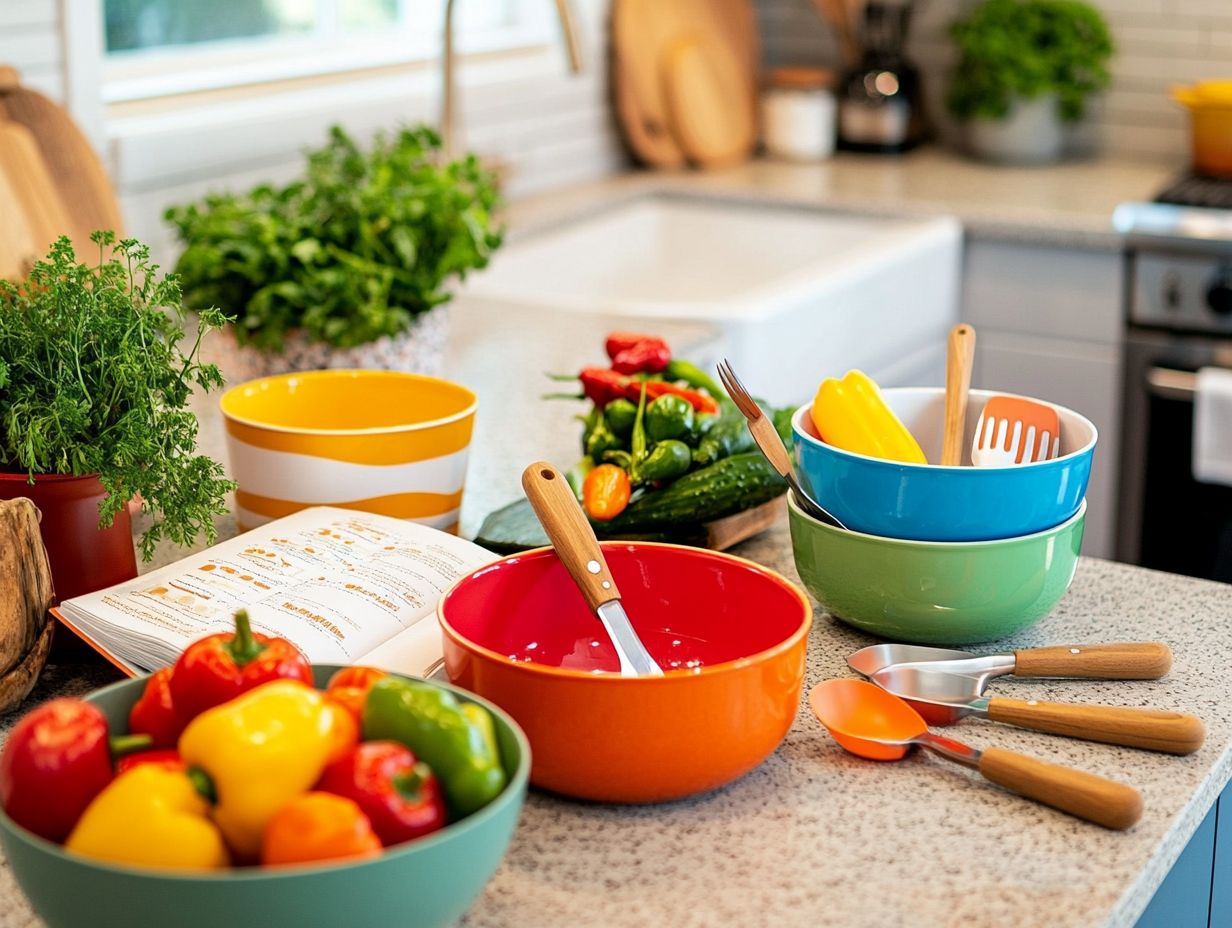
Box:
[99,0,555,102]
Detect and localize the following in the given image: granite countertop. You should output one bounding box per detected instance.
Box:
[507,149,1178,251]
[3,337,1232,926]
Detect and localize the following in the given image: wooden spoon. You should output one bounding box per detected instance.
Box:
[941,323,977,465]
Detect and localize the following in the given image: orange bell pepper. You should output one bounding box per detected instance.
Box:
[325,667,388,724]
[261,792,382,867]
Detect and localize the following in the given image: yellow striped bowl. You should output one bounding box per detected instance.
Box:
[219,370,477,533]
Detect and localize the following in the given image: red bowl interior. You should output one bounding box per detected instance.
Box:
[441,543,809,674]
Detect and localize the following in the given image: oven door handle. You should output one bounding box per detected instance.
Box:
[1145,367,1197,402]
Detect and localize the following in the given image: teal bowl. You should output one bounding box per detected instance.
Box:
[0,666,529,928]
[792,388,1097,542]
[788,493,1085,644]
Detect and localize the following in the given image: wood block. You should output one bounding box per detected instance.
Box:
[0,497,54,711]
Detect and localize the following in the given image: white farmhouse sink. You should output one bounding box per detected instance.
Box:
[454,194,962,406]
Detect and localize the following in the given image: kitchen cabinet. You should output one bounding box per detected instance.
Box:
[1134,783,1232,927]
[963,239,1124,558]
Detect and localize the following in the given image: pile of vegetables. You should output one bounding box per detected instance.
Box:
[0,612,506,871]
[551,333,794,530]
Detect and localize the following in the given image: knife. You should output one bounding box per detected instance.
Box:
[869,665,1205,755]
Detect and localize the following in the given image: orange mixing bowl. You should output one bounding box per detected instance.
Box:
[438,542,812,803]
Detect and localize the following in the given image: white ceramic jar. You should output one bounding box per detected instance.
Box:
[761,67,837,162]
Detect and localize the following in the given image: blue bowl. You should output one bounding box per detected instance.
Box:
[792,387,1097,542]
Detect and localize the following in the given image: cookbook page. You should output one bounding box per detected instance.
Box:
[58,507,497,672]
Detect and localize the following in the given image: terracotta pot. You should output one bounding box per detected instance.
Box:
[0,472,137,606]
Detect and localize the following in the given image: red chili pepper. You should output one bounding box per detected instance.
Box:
[116,749,185,775]
[128,668,184,749]
[317,741,446,847]
[613,342,671,374]
[576,367,718,414]
[642,379,719,414]
[169,609,313,723]
[605,333,672,374]
[0,699,150,842]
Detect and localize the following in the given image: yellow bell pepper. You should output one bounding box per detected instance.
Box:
[178,680,354,859]
[811,370,927,464]
[65,764,229,871]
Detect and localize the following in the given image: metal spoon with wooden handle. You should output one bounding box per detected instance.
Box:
[521,462,663,677]
[871,666,1206,755]
[942,322,976,465]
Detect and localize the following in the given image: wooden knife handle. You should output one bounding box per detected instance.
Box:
[941,323,976,466]
[986,698,1205,755]
[978,747,1143,830]
[522,461,621,611]
[1013,643,1172,679]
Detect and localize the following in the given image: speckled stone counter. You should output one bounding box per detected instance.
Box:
[3,320,1231,927]
[504,149,1177,252]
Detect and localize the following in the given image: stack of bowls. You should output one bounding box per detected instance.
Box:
[789,387,1096,644]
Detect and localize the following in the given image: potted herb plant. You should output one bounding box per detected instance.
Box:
[0,233,233,603]
[946,0,1114,164]
[166,125,502,381]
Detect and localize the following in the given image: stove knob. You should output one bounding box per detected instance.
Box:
[1209,270,1232,316]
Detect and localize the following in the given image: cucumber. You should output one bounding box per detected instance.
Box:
[599,453,785,534]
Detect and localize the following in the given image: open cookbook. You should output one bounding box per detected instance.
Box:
[54,507,498,678]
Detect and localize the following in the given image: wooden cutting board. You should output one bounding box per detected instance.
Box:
[663,35,756,168]
[0,65,123,258]
[612,0,759,169]
[0,121,73,262]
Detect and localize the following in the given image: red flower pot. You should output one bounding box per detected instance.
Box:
[0,472,137,606]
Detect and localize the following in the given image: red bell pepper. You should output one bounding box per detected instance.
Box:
[116,749,184,775]
[169,609,312,722]
[128,668,184,749]
[317,741,446,846]
[0,699,150,842]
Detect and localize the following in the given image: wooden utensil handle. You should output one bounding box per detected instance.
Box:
[941,323,976,466]
[978,747,1143,830]
[986,698,1205,755]
[1013,643,1172,679]
[522,462,621,611]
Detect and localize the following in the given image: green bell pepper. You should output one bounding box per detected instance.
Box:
[603,398,638,437]
[362,678,506,818]
[692,415,754,467]
[645,394,694,442]
[640,440,692,481]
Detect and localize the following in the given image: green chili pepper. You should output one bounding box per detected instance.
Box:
[640,440,693,481]
[585,420,624,461]
[565,457,595,499]
[645,394,694,442]
[362,678,506,818]
[662,359,727,400]
[692,415,754,467]
[603,398,638,437]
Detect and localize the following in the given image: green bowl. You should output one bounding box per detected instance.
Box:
[788,493,1085,644]
[0,666,529,928]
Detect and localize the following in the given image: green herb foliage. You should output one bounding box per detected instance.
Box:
[946,0,1114,123]
[0,232,234,560]
[166,125,503,351]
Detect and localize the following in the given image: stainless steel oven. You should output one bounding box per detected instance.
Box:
[1114,201,1232,581]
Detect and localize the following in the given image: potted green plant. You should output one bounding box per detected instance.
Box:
[166,125,503,382]
[946,0,1114,164]
[0,232,234,603]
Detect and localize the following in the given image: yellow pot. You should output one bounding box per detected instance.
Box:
[1173,80,1232,178]
[219,370,477,532]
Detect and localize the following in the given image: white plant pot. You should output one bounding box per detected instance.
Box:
[966,95,1065,165]
[205,304,450,385]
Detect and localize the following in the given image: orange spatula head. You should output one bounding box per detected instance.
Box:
[971,395,1061,466]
